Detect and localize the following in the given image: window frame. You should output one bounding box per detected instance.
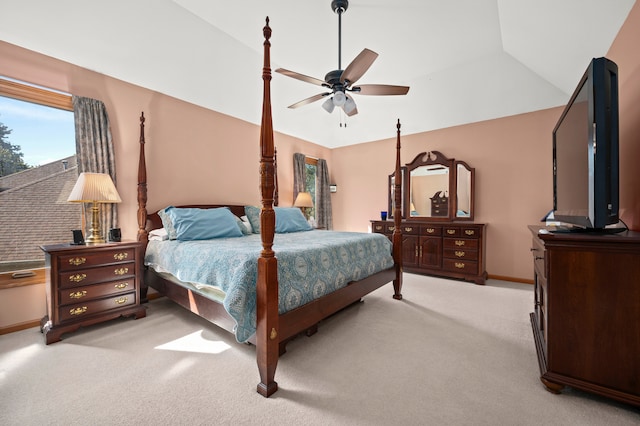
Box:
[0,77,73,289]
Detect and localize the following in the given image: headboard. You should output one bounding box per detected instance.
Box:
[146,204,247,231]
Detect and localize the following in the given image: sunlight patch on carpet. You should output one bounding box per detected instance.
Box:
[155,330,231,354]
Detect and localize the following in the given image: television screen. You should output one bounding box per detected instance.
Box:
[552,57,619,231]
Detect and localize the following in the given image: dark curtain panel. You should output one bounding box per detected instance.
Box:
[72,96,118,234]
[293,153,306,201]
[316,159,333,230]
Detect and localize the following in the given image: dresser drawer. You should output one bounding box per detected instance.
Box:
[57,248,136,271]
[443,227,460,237]
[531,237,546,280]
[58,278,136,305]
[443,238,479,250]
[58,262,135,289]
[460,227,482,238]
[372,223,386,234]
[420,225,442,236]
[399,224,419,235]
[443,258,479,274]
[443,247,478,261]
[58,292,137,322]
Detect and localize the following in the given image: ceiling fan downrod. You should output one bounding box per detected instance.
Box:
[331,0,349,70]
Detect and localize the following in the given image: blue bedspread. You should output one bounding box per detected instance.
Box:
[145,230,394,342]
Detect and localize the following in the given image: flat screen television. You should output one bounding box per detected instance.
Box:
[552,57,619,231]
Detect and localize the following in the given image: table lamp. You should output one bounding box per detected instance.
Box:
[68,172,122,244]
[294,192,313,219]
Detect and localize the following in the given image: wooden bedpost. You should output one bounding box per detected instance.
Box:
[136,112,149,303]
[392,119,403,300]
[256,17,279,398]
[137,112,148,243]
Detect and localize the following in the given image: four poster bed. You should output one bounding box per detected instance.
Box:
[136,18,404,397]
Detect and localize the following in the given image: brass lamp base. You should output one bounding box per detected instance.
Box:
[85,202,105,244]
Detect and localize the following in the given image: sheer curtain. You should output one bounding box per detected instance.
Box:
[72,96,118,235]
[316,159,333,230]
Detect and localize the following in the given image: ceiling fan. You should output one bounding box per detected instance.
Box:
[275,0,410,117]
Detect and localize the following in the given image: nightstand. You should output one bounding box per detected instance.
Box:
[40,241,146,344]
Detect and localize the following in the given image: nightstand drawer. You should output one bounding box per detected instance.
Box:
[58,279,136,305]
[58,292,137,322]
[58,248,136,271]
[58,262,135,288]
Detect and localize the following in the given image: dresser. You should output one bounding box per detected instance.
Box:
[40,241,146,344]
[529,226,640,407]
[372,220,487,284]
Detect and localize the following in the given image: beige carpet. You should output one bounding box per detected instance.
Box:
[1,273,638,425]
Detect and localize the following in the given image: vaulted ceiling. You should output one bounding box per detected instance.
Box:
[0,0,635,147]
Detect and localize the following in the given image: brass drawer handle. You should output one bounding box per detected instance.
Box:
[446,229,456,235]
[455,251,466,258]
[465,230,475,236]
[375,225,383,231]
[404,227,413,232]
[426,228,435,233]
[70,306,88,316]
[114,252,128,261]
[115,296,128,305]
[388,226,395,231]
[114,267,128,276]
[454,262,465,269]
[69,274,87,283]
[69,290,87,299]
[69,257,86,266]
[455,240,465,246]
[114,282,129,290]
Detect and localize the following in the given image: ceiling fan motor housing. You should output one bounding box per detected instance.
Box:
[331,0,348,14]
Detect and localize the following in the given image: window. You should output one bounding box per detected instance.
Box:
[304,157,318,220]
[0,77,75,283]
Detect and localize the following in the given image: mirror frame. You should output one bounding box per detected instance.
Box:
[404,151,455,221]
[390,151,475,221]
[454,160,475,221]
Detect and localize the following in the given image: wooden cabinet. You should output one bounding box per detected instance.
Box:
[529,226,640,407]
[40,241,146,344]
[373,220,486,284]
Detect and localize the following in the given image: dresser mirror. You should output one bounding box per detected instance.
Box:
[388,151,475,221]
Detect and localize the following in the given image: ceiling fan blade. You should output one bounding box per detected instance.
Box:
[287,93,330,109]
[340,48,379,86]
[275,68,327,87]
[353,84,410,96]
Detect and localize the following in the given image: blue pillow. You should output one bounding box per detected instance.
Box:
[275,207,312,233]
[166,207,243,241]
[244,205,261,234]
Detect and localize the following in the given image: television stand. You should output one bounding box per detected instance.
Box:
[529,225,640,407]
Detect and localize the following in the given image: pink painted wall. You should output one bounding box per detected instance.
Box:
[0,41,331,242]
[331,108,560,280]
[607,2,640,231]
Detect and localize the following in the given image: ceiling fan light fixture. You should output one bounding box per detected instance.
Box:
[343,96,356,114]
[322,97,335,113]
[333,91,346,106]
